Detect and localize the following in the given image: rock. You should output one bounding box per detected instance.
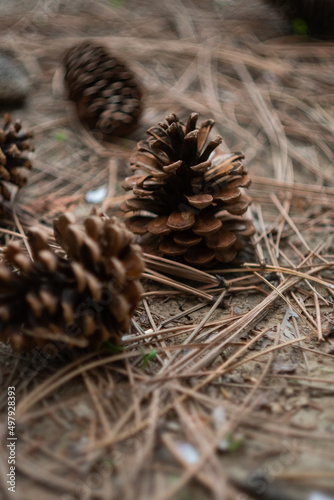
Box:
[234,306,243,315]
[0,53,30,105]
[272,360,298,374]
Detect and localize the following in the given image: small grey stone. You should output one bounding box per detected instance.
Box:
[0,53,30,104]
[234,306,243,315]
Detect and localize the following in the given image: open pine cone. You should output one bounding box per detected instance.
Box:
[122,113,255,267]
[63,41,142,140]
[0,214,144,352]
[0,113,33,203]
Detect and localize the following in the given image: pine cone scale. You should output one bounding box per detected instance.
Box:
[173,231,202,248]
[184,244,215,266]
[213,187,241,204]
[159,237,188,257]
[206,230,237,250]
[185,194,213,209]
[192,213,222,236]
[226,194,252,215]
[147,216,170,236]
[196,119,215,152]
[167,211,195,231]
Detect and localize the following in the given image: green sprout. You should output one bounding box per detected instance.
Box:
[292,18,309,37]
[100,458,114,470]
[55,130,67,142]
[103,342,125,354]
[225,433,244,452]
[108,0,125,7]
[141,349,158,369]
[177,491,197,500]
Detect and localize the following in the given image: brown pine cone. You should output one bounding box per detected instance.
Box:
[63,41,142,140]
[0,113,33,203]
[122,112,255,267]
[0,214,144,352]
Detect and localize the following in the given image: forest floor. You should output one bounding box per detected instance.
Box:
[1,1,334,499]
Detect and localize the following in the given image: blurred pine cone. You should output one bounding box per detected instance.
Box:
[0,214,144,352]
[63,41,142,140]
[0,113,33,203]
[122,113,255,267]
[263,0,334,38]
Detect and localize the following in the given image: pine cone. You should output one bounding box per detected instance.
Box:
[0,214,144,352]
[122,113,255,267]
[263,0,334,37]
[63,41,142,140]
[0,113,33,203]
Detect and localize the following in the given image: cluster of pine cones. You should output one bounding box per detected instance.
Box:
[0,40,256,354]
